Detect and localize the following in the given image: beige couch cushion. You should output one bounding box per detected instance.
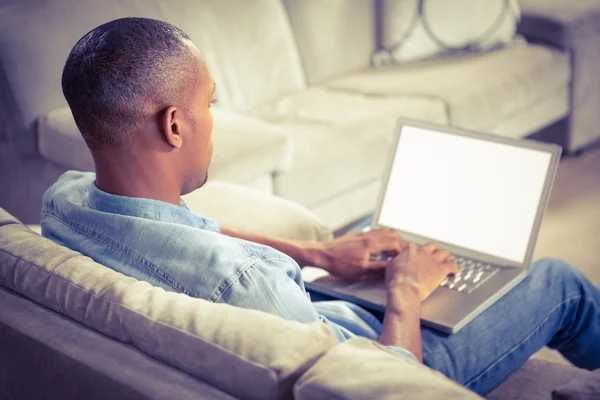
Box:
[294,337,481,399]
[0,209,336,400]
[326,43,570,136]
[38,107,291,185]
[381,0,520,64]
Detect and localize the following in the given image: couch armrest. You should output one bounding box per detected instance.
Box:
[518,0,600,50]
[294,337,482,400]
[518,0,600,151]
[182,180,332,242]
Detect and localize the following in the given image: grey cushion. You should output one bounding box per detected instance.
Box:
[0,209,337,400]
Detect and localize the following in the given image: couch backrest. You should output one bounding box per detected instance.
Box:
[0,208,336,400]
[283,0,377,84]
[0,286,235,400]
[0,0,306,152]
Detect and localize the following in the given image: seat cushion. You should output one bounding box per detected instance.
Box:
[250,88,448,209]
[38,106,291,184]
[326,43,571,135]
[0,209,336,400]
[294,337,482,399]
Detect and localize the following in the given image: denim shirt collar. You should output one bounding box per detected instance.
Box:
[86,179,219,233]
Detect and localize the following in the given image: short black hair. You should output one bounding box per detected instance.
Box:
[62,17,197,149]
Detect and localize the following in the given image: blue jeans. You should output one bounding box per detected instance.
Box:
[422,258,600,395]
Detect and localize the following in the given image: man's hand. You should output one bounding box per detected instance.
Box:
[386,243,459,302]
[317,229,406,280]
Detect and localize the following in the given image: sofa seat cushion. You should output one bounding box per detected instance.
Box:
[38,107,291,185]
[0,209,336,400]
[294,337,481,399]
[250,89,448,210]
[250,87,448,126]
[325,43,570,135]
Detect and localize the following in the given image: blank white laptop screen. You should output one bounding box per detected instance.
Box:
[378,126,553,264]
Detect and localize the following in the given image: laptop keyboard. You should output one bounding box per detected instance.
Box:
[440,256,500,294]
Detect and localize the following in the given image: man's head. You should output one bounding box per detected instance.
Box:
[62,17,215,196]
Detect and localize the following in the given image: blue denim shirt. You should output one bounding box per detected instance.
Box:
[41,171,416,361]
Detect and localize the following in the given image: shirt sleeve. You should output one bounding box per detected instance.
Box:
[386,346,420,363]
[215,256,350,343]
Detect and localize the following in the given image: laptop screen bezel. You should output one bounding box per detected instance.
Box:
[372,119,562,269]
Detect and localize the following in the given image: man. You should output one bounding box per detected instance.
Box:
[42,18,600,396]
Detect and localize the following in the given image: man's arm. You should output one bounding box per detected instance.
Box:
[378,244,459,363]
[379,279,423,362]
[220,227,323,266]
[220,226,405,279]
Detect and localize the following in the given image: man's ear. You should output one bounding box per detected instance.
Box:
[160,106,183,149]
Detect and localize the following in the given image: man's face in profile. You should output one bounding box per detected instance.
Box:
[178,46,216,195]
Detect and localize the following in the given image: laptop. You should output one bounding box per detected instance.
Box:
[304,119,562,334]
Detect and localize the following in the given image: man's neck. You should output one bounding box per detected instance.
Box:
[93,151,182,206]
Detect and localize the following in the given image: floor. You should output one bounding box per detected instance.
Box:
[533,144,600,286]
[530,142,600,364]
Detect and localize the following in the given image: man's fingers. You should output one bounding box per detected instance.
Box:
[367,258,395,269]
[369,236,405,253]
[423,243,438,253]
[433,249,452,263]
[367,260,391,274]
[443,260,460,275]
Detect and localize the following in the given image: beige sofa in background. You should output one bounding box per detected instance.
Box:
[3,0,600,229]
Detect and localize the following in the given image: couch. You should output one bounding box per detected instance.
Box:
[1,188,599,399]
[2,0,600,229]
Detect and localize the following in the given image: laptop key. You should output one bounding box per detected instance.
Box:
[441,256,501,294]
